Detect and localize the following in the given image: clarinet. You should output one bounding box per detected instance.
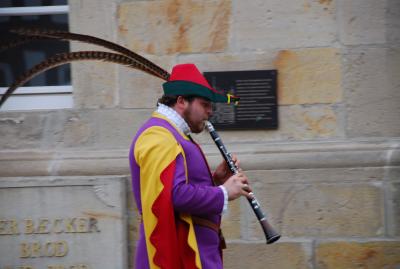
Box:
[205,121,281,244]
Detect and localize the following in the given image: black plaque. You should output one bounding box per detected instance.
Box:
[204,70,278,130]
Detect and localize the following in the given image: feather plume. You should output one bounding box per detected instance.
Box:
[0,51,164,107]
[10,28,170,81]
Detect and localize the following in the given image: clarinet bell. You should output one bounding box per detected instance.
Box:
[261,219,281,244]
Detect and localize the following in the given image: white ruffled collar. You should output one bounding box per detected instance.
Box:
[156,103,191,136]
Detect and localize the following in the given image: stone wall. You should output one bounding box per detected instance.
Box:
[1,0,399,268]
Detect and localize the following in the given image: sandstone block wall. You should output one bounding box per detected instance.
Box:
[1,0,399,268]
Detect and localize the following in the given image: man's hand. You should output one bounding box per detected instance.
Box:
[213,154,240,185]
[222,172,251,201]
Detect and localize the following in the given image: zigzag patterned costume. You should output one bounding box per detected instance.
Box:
[129,64,236,269]
[130,111,223,269]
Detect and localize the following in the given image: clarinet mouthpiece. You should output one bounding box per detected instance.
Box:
[204,120,214,132]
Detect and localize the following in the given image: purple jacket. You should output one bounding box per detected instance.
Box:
[130,114,225,269]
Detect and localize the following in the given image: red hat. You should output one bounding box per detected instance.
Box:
[163,63,239,104]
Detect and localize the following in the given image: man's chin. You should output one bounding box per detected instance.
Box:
[191,128,203,134]
[190,123,205,134]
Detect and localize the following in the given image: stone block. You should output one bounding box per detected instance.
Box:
[386,167,400,181]
[244,181,383,239]
[316,240,400,269]
[279,104,343,139]
[96,108,153,149]
[387,0,400,45]
[117,0,231,55]
[193,104,343,144]
[0,176,127,269]
[126,181,140,251]
[0,149,130,178]
[33,109,132,150]
[0,151,55,177]
[386,182,400,236]
[232,0,336,50]
[274,48,343,105]
[118,55,176,109]
[53,150,130,177]
[71,62,118,109]
[0,112,47,150]
[69,0,121,108]
[59,113,96,148]
[221,199,241,240]
[246,167,386,184]
[177,51,278,72]
[223,241,312,269]
[43,110,97,149]
[3,109,104,150]
[69,0,118,42]
[337,0,386,45]
[119,72,164,109]
[128,211,139,247]
[344,47,400,137]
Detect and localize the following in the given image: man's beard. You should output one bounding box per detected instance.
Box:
[183,106,204,134]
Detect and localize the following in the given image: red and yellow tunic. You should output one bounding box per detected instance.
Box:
[130,113,225,269]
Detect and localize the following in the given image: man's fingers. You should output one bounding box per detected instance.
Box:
[242,183,252,193]
[231,154,240,166]
[235,173,249,185]
[241,188,253,198]
[242,184,249,191]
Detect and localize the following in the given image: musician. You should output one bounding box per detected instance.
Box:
[129,63,251,269]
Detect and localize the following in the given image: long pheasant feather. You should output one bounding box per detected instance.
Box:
[10,28,170,81]
[0,51,162,107]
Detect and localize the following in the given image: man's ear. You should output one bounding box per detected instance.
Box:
[174,96,188,114]
[176,96,187,108]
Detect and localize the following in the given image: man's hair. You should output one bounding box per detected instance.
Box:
[157,95,197,107]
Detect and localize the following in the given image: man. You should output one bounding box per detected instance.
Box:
[129,63,251,269]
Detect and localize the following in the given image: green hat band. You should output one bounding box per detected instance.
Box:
[162,81,227,103]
